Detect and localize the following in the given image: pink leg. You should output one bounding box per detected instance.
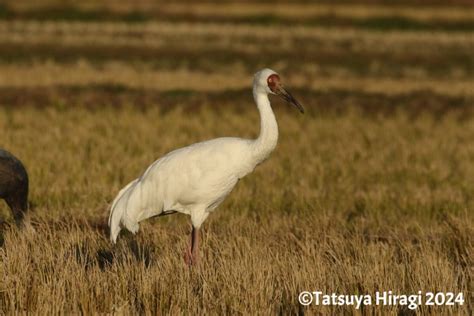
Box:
[184,227,200,266]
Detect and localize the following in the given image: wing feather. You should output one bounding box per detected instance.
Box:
[108,179,139,243]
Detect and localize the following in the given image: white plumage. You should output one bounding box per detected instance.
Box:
[108,68,303,264]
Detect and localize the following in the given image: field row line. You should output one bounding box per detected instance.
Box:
[7,2,474,22]
[0,63,472,98]
[0,21,472,47]
[0,34,446,58]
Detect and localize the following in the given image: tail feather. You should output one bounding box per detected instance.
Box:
[109,179,139,243]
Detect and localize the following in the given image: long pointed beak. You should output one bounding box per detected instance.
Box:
[276,86,304,114]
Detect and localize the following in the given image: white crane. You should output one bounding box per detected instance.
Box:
[108,68,304,265]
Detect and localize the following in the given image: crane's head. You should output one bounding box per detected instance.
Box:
[253,68,304,114]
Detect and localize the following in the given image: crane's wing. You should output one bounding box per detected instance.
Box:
[108,156,171,243]
[108,178,140,243]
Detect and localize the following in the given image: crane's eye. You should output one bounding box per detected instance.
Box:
[267,74,280,92]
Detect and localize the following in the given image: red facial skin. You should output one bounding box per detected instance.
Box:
[267,74,280,92]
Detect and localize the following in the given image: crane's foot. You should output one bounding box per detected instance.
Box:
[183,247,199,266]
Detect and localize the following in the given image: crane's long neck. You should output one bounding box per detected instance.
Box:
[251,89,278,164]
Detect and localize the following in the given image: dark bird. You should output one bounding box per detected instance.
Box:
[0,148,29,227]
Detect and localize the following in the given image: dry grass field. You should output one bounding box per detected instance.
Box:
[0,0,473,314]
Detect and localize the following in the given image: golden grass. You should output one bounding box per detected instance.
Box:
[0,105,473,314]
[0,1,472,313]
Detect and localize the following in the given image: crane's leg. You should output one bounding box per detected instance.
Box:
[184,226,200,266]
[185,209,207,266]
